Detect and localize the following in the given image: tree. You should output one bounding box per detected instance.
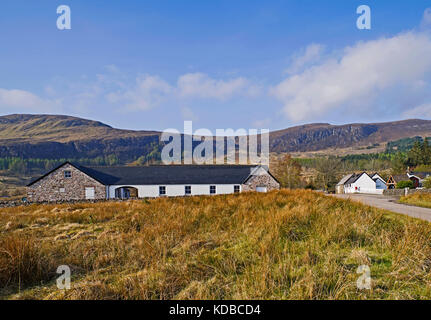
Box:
[407,141,423,167]
[423,138,431,165]
[272,154,303,189]
[396,180,413,189]
[406,139,431,167]
[8,158,28,174]
[391,152,407,175]
[314,157,341,191]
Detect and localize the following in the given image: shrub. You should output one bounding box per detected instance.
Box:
[424,178,431,189]
[396,180,414,189]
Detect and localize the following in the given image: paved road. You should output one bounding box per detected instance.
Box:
[333,193,431,222]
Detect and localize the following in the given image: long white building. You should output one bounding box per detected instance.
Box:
[27,162,280,202]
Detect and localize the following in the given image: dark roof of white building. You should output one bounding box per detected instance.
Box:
[344,172,366,185]
[336,174,353,186]
[410,172,431,179]
[28,162,276,186]
[338,172,377,186]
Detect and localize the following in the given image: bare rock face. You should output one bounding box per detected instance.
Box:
[269,124,379,152]
[269,120,431,152]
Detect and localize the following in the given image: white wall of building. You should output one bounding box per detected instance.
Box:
[108,184,242,199]
[345,173,381,194]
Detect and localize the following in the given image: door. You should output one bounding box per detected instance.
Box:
[256,186,267,193]
[85,187,95,200]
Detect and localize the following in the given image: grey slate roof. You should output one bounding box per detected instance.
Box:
[77,164,259,185]
[371,173,385,183]
[344,173,365,185]
[337,174,353,186]
[28,162,264,186]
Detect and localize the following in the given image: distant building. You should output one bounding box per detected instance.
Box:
[386,174,409,189]
[336,172,386,194]
[409,172,431,188]
[386,172,431,189]
[27,162,280,202]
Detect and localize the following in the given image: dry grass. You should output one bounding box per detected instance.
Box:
[399,193,431,209]
[1,190,431,300]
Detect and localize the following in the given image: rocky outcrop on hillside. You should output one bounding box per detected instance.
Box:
[0,114,430,161]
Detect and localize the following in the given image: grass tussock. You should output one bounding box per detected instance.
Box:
[399,193,431,209]
[1,190,431,300]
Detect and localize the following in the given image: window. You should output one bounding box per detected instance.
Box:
[64,170,72,178]
[85,187,95,200]
[256,186,267,193]
[159,186,166,196]
[210,185,216,194]
[185,186,191,195]
[59,188,65,193]
[234,185,240,193]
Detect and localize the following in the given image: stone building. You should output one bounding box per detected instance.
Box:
[27,162,280,202]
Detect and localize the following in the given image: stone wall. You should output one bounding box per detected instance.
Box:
[242,171,280,192]
[27,163,106,202]
[383,188,431,197]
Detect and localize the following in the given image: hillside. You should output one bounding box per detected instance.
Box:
[0,114,160,162]
[1,190,431,300]
[0,114,431,161]
[270,119,431,152]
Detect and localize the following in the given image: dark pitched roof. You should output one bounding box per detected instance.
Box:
[28,162,265,186]
[390,174,409,183]
[336,174,353,186]
[371,173,385,183]
[344,172,374,185]
[345,173,363,184]
[410,172,431,179]
[370,172,378,177]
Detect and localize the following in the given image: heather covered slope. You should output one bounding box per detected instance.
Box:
[1,190,431,300]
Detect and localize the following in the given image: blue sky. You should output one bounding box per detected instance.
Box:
[1,0,431,131]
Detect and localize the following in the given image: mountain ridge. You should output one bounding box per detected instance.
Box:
[0,114,430,161]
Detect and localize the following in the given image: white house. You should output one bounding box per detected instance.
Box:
[371,173,387,190]
[336,172,384,195]
[27,162,280,202]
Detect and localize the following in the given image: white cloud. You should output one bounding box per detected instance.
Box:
[0,88,59,111]
[100,71,260,113]
[421,8,431,29]
[272,32,431,121]
[177,73,249,100]
[403,103,431,118]
[108,75,173,111]
[285,43,325,74]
